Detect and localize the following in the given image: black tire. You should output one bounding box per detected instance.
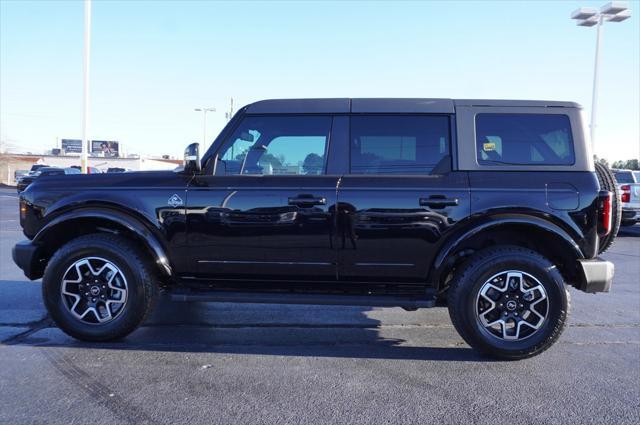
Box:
[447,246,569,360]
[42,233,157,341]
[594,162,621,254]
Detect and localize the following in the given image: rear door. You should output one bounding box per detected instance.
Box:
[336,114,470,282]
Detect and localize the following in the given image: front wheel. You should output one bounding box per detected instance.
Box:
[42,233,157,341]
[447,246,569,360]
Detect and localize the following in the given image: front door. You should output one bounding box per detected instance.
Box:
[186,115,339,281]
[336,114,470,282]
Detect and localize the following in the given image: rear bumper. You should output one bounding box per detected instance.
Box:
[621,208,640,222]
[12,240,44,280]
[576,258,614,293]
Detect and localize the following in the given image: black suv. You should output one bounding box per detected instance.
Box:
[13,98,619,359]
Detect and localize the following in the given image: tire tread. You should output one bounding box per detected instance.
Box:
[448,245,570,360]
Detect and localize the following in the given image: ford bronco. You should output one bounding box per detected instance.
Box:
[13,98,619,359]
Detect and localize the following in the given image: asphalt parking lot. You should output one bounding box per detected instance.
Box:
[1,187,639,425]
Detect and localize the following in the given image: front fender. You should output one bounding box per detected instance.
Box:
[33,207,173,276]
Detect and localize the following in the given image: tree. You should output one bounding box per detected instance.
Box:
[611,159,639,170]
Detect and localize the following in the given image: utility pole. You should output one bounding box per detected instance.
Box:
[590,15,603,148]
[571,2,632,149]
[81,0,92,173]
[225,98,235,122]
[194,107,216,146]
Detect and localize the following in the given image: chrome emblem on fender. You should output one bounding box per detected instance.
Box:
[168,194,183,208]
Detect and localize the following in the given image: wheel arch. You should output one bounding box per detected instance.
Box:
[430,216,584,291]
[33,207,173,279]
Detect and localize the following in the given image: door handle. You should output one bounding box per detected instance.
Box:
[288,195,326,206]
[419,195,459,209]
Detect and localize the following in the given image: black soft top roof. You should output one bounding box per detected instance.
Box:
[244,98,581,114]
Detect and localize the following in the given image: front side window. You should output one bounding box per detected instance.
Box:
[476,114,575,166]
[350,115,451,175]
[217,116,331,175]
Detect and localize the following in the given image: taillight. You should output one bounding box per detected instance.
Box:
[620,185,631,203]
[598,191,612,236]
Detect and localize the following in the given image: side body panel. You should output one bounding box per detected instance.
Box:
[336,173,470,282]
[185,175,339,280]
[467,171,600,259]
[20,171,191,271]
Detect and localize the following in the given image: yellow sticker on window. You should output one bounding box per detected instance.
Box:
[483,142,496,151]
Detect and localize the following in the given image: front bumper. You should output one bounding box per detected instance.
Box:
[12,240,44,280]
[576,258,614,293]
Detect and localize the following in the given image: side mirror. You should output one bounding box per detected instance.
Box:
[183,143,201,174]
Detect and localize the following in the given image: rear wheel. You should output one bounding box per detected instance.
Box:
[448,246,569,360]
[595,162,621,253]
[43,233,157,341]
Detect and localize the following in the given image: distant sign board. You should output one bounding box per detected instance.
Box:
[90,140,119,157]
[61,139,83,154]
[60,139,120,157]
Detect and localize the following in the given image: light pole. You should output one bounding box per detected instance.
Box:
[81,0,92,173]
[571,1,631,149]
[194,107,216,147]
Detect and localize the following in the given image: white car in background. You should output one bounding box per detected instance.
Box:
[614,169,640,227]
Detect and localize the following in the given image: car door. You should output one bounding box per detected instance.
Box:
[336,114,470,282]
[186,114,340,281]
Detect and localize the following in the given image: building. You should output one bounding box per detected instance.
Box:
[0,153,181,186]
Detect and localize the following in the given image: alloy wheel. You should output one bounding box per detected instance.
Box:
[60,257,128,324]
[475,270,548,341]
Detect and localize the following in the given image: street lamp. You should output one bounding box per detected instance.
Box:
[571,1,632,148]
[194,107,216,147]
[81,0,92,173]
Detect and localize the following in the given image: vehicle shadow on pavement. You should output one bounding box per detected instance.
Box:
[9,296,490,362]
[617,226,640,237]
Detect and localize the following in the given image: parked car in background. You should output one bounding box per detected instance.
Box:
[26,164,48,176]
[14,170,28,182]
[106,167,127,173]
[614,169,640,226]
[70,166,104,174]
[613,169,640,185]
[17,167,81,193]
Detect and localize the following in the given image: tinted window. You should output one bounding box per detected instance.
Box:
[614,171,634,183]
[350,115,450,174]
[40,169,64,176]
[217,116,331,175]
[476,114,575,166]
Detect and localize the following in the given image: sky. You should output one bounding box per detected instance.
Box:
[1,0,639,161]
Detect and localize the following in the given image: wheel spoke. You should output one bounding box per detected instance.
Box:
[60,257,128,325]
[475,270,549,342]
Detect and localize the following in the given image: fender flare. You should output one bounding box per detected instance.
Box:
[432,215,584,281]
[33,207,173,276]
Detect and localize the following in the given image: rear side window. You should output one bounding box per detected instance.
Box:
[614,171,634,184]
[350,115,451,174]
[476,114,575,166]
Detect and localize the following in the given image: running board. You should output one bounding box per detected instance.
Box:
[168,290,436,310]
